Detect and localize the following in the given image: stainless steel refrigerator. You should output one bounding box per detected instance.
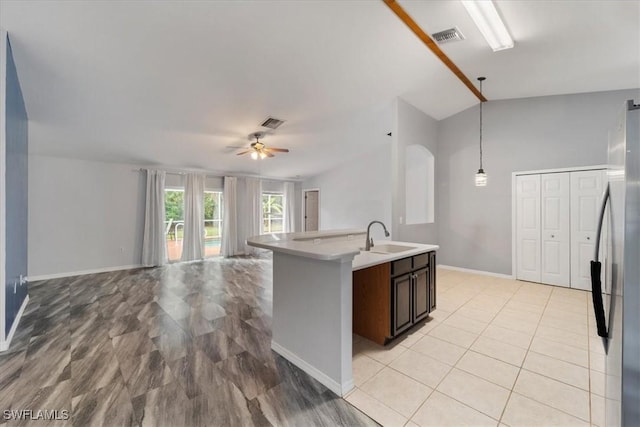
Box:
[592,99,640,426]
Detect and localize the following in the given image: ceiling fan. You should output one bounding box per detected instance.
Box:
[237,132,289,160]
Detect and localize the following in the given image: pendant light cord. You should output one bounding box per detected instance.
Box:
[478,77,485,171]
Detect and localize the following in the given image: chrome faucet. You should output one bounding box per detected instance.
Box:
[365,221,390,251]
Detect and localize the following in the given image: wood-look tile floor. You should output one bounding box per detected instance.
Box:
[349,268,603,427]
[0,255,377,427]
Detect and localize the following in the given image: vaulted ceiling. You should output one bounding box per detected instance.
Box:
[1,1,638,178]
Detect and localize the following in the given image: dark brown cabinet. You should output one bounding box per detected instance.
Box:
[391,253,434,337]
[413,268,429,322]
[353,251,436,345]
[429,251,437,312]
[392,274,413,336]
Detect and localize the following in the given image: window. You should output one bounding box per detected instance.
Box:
[164,189,184,261]
[204,191,223,257]
[262,192,284,234]
[164,189,224,261]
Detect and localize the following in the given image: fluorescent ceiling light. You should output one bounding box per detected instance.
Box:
[461,0,514,52]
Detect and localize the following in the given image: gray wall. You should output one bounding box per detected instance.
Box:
[393,98,439,244]
[437,89,640,275]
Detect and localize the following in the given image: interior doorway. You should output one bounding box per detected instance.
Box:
[303,189,320,232]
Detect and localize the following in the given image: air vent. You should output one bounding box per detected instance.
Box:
[431,27,465,44]
[260,117,285,129]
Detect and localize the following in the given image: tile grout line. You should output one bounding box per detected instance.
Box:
[349,384,412,426]
[498,288,595,424]
[496,283,553,424]
[405,277,525,424]
[352,275,470,426]
[352,272,593,426]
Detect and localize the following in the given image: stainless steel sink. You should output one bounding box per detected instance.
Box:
[367,244,417,254]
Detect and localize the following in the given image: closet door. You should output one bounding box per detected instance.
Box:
[516,175,541,282]
[570,170,606,290]
[541,173,571,287]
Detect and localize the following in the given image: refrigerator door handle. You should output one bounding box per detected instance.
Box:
[590,183,610,338]
[594,184,610,263]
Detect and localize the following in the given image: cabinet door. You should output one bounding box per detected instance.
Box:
[541,173,571,287]
[392,274,413,336]
[516,175,542,282]
[570,170,606,290]
[429,251,436,312]
[413,268,429,322]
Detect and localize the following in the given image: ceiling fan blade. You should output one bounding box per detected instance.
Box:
[236,150,252,156]
[265,151,275,158]
[265,147,289,153]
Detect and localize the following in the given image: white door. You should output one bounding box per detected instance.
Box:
[304,190,319,232]
[570,170,606,290]
[540,173,571,287]
[516,175,541,283]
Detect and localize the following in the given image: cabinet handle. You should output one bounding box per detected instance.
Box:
[551,234,555,238]
[587,236,591,240]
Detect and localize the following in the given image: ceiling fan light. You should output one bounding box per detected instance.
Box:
[250,151,258,160]
[259,151,267,159]
[461,0,514,52]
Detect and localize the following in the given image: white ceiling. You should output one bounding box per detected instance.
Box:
[1,1,639,179]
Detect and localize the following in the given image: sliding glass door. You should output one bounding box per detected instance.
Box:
[164,188,223,261]
[165,189,184,261]
[204,191,223,257]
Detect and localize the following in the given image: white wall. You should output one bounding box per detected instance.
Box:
[393,98,439,243]
[302,142,392,241]
[437,89,640,275]
[29,155,146,278]
[28,155,304,278]
[165,174,223,190]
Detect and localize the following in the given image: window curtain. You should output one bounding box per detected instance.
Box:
[221,177,238,257]
[241,177,263,255]
[283,181,296,233]
[181,173,205,261]
[142,169,167,267]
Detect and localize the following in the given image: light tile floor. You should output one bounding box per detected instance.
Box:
[347,267,603,427]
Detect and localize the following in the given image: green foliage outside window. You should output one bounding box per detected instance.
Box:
[165,190,184,221]
[263,193,284,233]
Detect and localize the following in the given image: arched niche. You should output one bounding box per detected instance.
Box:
[405,144,434,224]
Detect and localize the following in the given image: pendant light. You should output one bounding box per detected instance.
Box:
[475,76,488,187]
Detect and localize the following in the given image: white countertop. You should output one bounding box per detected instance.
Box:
[247,229,438,270]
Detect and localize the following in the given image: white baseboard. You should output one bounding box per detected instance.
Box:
[271,340,352,397]
[0,295,29,352]
[438,264,514,280]
[29,264,143,282]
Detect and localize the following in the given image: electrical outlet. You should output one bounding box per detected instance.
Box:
[399,216,404,224]
[120,247,125,253]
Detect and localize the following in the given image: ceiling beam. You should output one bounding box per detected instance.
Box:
[383,0,487,102]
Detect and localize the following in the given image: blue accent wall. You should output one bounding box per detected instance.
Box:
[5,35,28,336]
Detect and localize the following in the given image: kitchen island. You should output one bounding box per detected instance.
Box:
[248,230,438,396]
